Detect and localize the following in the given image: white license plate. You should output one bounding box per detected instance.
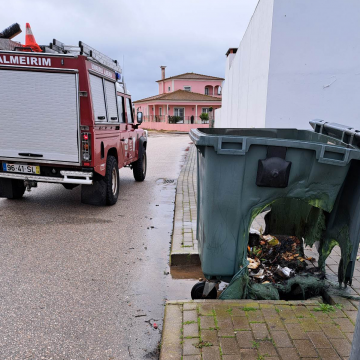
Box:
[3,163,40,175]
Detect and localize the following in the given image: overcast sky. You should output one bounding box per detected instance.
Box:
[1,0,258,101]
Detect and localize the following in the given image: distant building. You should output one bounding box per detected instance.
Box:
[216,0,360,130]
[134,67,223,131]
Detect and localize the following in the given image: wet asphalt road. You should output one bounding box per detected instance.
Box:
[0,132,197,360]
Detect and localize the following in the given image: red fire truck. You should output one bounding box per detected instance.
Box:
[0,39,146,205]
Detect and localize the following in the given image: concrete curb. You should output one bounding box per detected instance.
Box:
[159,303,183,360]
[170,144,200,266]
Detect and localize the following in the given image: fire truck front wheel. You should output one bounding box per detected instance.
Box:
[133,150,147,182]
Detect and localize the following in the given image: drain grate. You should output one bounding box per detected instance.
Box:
[156,178,176,185]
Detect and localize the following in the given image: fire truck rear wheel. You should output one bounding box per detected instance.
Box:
[133,150,147,182]
[0,179,25,199]
[105,155,120,205]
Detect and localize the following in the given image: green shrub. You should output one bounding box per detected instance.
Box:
[199,113,209,121]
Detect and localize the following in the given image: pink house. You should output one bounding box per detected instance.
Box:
[134,67,223,131]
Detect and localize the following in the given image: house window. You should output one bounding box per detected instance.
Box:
[168,86,171,91]
[202,108,210,114]
[174,107,185,121]
[184,86,191,92]
[205,88,209,95]
[159,107,162,116]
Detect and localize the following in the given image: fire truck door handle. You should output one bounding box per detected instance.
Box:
[19,153,43,157]
[111,117,118,120]
[97,116,106,120]
[120,139,125,142]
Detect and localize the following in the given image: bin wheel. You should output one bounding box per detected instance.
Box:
[191,281,217,300]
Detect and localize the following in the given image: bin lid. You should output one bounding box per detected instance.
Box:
[189,120,360,166]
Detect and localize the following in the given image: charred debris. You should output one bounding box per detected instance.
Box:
[246,229,325,300]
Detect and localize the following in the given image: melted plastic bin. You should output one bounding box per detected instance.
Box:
[189,120,360,298]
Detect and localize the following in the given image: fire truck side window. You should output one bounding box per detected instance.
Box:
[117,96,125,123]
[89,74,107,122]
[126,98,133,124]
[104,80,118,122]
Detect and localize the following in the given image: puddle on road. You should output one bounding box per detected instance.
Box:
[135,179,200,302]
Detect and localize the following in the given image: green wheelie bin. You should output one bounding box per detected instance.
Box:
[189,120,360,298]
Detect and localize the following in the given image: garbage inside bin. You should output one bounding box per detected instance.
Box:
[219,229,324,300]
[190,120,360,300]
[247,233,310,284]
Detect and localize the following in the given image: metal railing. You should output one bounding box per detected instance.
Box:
[143,115,210,124]
[143,115,167,122]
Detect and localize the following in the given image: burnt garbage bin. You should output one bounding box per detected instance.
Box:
[189,120,360,299]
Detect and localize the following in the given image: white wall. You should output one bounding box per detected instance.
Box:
[266,0,360,129]
[216,0,274,127]
[216,0,360,130]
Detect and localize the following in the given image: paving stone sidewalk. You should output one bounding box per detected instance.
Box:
[160,299,358,360]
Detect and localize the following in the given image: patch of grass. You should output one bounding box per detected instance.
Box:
[219,345,223,356]
[212,309,219,330]
[313,304,336,313]
[257,356,265,360]
[226,308,233,314]
[197,317,202,341]
[252,340,260,349]
[194,341,213,349]
[297,315,304,318]
[243,307,258,312]
[335,303,344,310]
[275,308,280,314]
[184,336,198,339]
[183,321,196,325]
[250,321,264,324]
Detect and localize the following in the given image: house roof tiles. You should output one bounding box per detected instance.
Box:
[133,89,221,104]
[156,72,224,82]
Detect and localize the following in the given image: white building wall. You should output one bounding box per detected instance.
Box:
[216,0,274,127]
[216,0,360,130]
[266,0,360,129]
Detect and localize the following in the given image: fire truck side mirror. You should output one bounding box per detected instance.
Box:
[137,112,143,124]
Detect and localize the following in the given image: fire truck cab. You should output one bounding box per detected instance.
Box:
[0,39,147,206]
